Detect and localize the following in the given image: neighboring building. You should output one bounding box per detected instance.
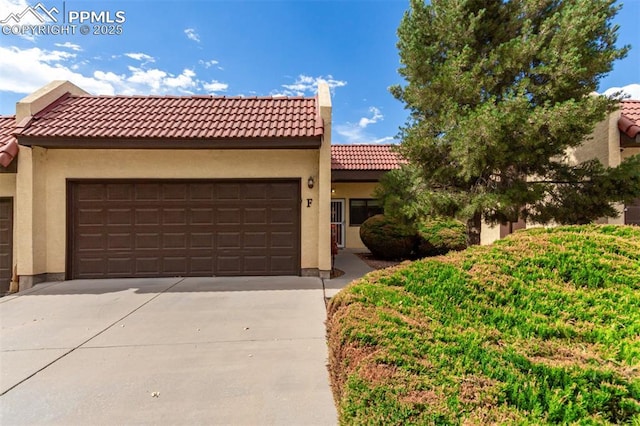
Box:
[482,100,640,244]
[5,80,632,292]
[0,80,333,292]
[330,145,403,249]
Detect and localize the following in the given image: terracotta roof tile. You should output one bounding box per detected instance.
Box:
[619,100,640,139]
[0,116,18,167]
[331,144,404,170]
[17,94,324,140]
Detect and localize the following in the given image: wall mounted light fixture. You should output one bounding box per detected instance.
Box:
[307,176,315,189]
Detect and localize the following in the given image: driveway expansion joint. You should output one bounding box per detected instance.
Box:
[0,278,186,396]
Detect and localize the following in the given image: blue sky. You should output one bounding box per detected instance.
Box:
[0,0,638,144]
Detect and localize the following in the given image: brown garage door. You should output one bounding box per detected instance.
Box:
[68,180,300,279]
[626,198,640,226]
[0,198,13,293]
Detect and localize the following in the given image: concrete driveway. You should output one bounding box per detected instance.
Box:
[0,277,337,425]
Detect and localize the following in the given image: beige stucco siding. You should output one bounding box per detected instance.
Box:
[331,182,379,249]
[18,148,324,277]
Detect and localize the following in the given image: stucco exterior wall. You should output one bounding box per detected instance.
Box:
[331,182,379,249]
[18,148,323,278]
[480,221,501,245]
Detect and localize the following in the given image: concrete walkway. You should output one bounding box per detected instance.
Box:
[0,277,336,425]
[324,249,374,298]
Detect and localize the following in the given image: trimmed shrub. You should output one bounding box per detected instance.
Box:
[359,214,414,260]
[415,218,467,257]
[328,225,640,425]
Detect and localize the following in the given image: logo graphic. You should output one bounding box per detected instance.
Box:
[0,2,59,24]
[1,2,126,37]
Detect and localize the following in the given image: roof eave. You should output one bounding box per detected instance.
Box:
[16,135,322,150]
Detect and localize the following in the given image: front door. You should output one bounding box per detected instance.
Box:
[331,199,345,248]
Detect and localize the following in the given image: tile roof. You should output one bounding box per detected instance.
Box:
[17,93,324,140]
[0,116,18,168]
[619,100,640,139]
[331,144,404,170]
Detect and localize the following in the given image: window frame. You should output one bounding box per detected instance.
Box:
[349,198,383,226]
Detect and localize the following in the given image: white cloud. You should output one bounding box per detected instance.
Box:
[335,106,395,144]
[334,122,396,144]
[602,83,640,100]
[0,45,230,97]
[198,59,219,68]
[0,46,114,95]
[202,80,228,93]
[54,42,82,51]
[276,74,347,96]
[164,69,197,90]
[184,28,200,43]
[124,52,155,63]
[126,66,168,92]
[358,107,383,128]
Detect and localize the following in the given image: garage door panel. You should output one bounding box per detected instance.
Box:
[136,257,160,274]
[0,198,11,292]
[191,208,215,225]
[108,233,133,250]
[245,256,267,273]
[271,232,295,249]
[135,209,161,225]
[163,183,188,201]
[108,257,133,275]
[70,180,299,278]
[218,232,241,249]
[107,184,133,201]
[269,182,298,200]
[77,233,105,251]
[217,256,241,274]
[76,257,106,278]
[190,184,214,200]
[135,184,162,201]
[271,256,296,274]
[107,209,133,225]
[217,183,241,200]
[245,232,267,249]
[244,208,267,225]
[244,183,268,200]
[163,233,187,249]
[162,257,188,275]
[77,184,105,201]
[163,208,187,225]
[271,207,296,224]
[78,208,104,225]
[217,208,241,225]
[136,233,160,249]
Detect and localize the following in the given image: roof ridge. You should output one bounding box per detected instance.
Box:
[33,92,72,119]
[332,143,397,147]
[69,94,316,101]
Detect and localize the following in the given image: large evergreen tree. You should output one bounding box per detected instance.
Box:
[388,0,639,244]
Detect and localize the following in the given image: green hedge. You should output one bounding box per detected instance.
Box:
[327,225,640,425]
[359,215,414,260]
[415,218,467,257]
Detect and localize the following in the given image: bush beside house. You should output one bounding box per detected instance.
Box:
[359,215,414,260]
[327,225,640,424]
[359,214,467,260]
[415,218,467,257]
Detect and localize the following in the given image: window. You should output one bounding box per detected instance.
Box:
[349,199,383,226]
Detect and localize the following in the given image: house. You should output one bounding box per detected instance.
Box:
[0,80,334,292]
[330,144,403,249]
[481,99,640,244]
